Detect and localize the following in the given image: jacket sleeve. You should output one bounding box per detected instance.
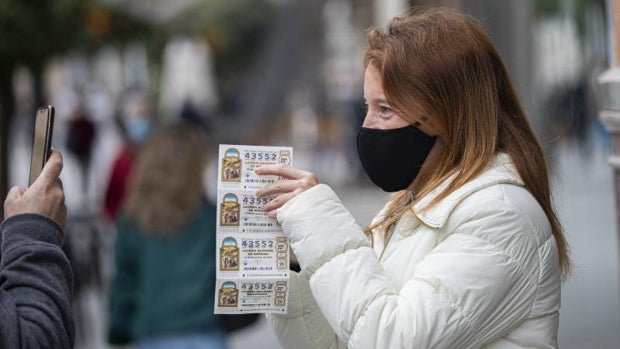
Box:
[107,217,140,345]
[0,214,75,349]
[277,184,543,349]
[267,270,344,349]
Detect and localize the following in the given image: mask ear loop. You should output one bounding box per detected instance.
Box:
[412,116,428,128]
[413,116,439,138]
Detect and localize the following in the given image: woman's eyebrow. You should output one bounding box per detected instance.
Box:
[367,97,389,104]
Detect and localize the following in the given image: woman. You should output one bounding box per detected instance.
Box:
[107,123,227,349]
[256,7,569,349]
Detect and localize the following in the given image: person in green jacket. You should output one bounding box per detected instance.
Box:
[107,122,227,349]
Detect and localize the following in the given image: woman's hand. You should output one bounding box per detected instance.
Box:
[255,164,319,218]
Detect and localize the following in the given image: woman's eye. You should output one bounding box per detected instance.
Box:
[378,106,394,118]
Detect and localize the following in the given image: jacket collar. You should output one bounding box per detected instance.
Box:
[411,153,524,229]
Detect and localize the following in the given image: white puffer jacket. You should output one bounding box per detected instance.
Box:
[268,154,561,349]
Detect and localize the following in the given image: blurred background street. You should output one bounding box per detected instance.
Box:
[1,0,619,348]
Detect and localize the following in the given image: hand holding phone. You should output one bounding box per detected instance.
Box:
[5,150,66,227]
[29,106,55,186]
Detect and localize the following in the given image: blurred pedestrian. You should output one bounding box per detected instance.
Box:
[104,88,154,221]
[258,7,570,348]
[107,123,227,349]
[65,102,97,193]
[0,151,74,348]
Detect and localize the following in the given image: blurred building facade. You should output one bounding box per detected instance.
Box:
[4,0,605,195]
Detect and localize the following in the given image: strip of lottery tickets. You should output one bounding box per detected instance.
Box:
[214,144,292,314]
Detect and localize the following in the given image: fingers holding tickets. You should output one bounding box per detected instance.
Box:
[255,164,319,218]
[255,164,319,194]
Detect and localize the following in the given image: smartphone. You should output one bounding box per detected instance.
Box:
[28,105,55,185]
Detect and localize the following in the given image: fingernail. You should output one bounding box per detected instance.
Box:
[255,190,263,197]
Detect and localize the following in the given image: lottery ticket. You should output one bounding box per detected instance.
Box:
[215,279,288,314]
[218,145,292,190]
[214,144,292,314]
[216,233,289,278]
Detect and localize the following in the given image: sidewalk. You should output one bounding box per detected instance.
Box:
[555,140,620,349]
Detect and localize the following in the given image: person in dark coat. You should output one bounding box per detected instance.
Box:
[0,150,74,348]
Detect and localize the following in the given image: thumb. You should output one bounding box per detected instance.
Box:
[32,150,63,189]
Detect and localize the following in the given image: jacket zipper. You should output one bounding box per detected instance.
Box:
[377,191,414,261]
[378,220,398,261]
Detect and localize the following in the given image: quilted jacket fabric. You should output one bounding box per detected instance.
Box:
[267,154,561,349]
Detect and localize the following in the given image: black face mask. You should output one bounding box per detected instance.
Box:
[357,124,437,192]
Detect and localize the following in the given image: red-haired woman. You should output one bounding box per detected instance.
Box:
[257,7,569,349]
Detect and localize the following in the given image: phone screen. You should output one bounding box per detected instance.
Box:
[28,106,55,185]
